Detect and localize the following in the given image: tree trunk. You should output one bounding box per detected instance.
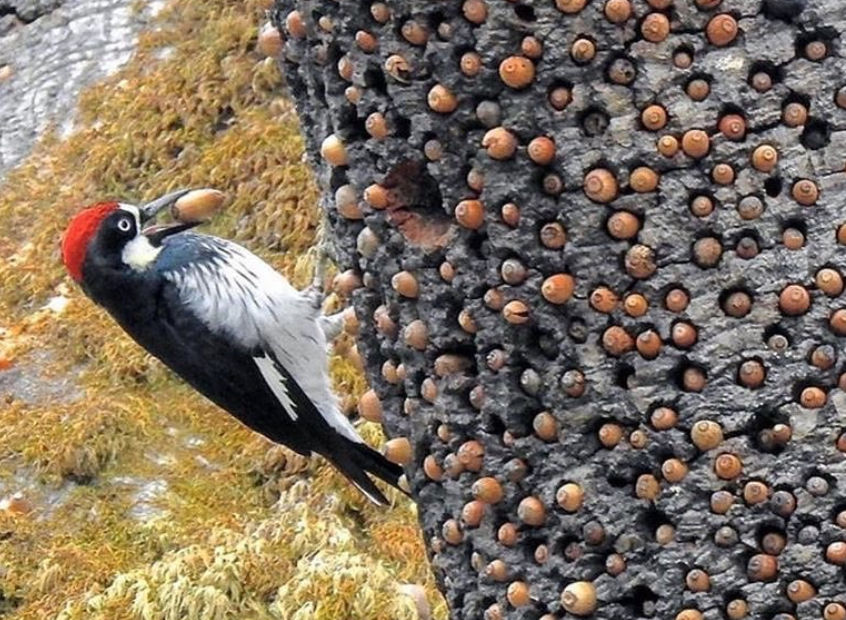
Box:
[272,0,846,617]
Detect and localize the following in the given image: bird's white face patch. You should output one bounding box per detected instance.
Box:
[118,204,161,271]
[122,236,162,271]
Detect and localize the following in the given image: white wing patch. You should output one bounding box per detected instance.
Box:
[254,354,298,421]
[161,235,364,445]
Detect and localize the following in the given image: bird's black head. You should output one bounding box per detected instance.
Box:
[62,190,198,284]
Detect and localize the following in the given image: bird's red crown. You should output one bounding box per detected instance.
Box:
[61,202,120,282]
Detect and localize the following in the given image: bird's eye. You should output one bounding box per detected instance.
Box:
[117,218,132,233]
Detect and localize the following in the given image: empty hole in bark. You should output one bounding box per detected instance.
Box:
[800,117,831,150]
[380,160,452,249]
[364,67,388,95]
[615,363,635,389]
[619,585,659,617]
[567,317,589,343]
[580,107,610,136]
[764,177,783,197]
[513,4,535,21]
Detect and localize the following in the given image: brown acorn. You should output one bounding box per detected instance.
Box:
[792,179,819,205]
[691,420,723,450]
[527,136,556,165]
[521,36,543,59]
[503,300,530,324]
[571,38,596,63]
[423,455,443,481]
[710,490,734,514]
[383,437,412,465]
[689,195,714,217]
[602,326,634,356]
[624,293,648,317]
[711,163,735,185]
[442,518,463,545]
[719,114,746,140]
[626,244,657,279]
[651,406,678,430]
[825,541,846,565]
[500,203,520,227]
[630,430,648,449]
[641,105,668,131]
[785,579,815,603]
[824,603,846,620]
[507,581,530,608]
[556,0,587,12]
[751,144,778,172]
[427,84,458,113]
[540,222,567,248]
[706,14,738,46]
[590,287,618,313]
[687,78,711,101]
[403,319,428,350]
[816,268,844,296]
[391,271,419,298]
[533,411,558,441]
[498,523,518,546]
[831,309,846,336]
[685,569,710,592]
[662,458,688,483]
[320,134,348,166]
[548,86,572,110]
[799,386,826,408]
[556,482,585,512]
[455,199,485,229]
[636,330,662,359]
[635,474,660,500]
[641,12,670,42]
[462,0,488,24]
[598,423,624,448]
[747,554,778,581]
[482,127,518,160]
[630,167,660,193]
[561,582,597,617]
[743,481,769,504]
[358,389,383,423]
[726,600,749,620]
[461,500,486,527]
[665,288,689,312]
[682,130,710,158]
[499,56,535,89]
[517,496,546,526]
[604,0,632,22]
[473,477,503,504]
[657,135,680,157]
[782,102,808,127]
[671,322,698,348]
[401,20,427,45]
[457,440,484,471]
[715,453,742,479]
[285,10,306,37]
[584,168,618,203]
[778,284,811,315]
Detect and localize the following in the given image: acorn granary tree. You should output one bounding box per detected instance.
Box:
[271,0,846,618]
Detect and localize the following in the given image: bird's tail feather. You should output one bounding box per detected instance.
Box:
[325,439,408,506]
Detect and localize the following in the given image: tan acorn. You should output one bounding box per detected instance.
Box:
[171,189,225,223]
[561,581,598,616]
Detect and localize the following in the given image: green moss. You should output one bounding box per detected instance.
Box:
[0,0,445,617]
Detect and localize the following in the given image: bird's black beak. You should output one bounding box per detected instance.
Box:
[139,188,194,224]
[144,221,201,246]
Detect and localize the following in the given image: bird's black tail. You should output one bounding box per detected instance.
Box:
[325,438,408,506]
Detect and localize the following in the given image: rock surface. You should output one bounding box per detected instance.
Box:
[0,0,152,177]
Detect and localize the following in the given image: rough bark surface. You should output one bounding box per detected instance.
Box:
[0,0,152,177]
[273,0,846,618]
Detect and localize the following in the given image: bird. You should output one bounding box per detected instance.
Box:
[60,188,405,505]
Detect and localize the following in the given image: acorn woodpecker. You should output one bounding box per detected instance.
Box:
[60,189,404,505]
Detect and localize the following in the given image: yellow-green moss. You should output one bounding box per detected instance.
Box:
[0,0,446,617]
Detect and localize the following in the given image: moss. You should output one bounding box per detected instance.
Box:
[0,0,445,617]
